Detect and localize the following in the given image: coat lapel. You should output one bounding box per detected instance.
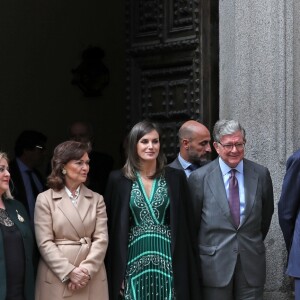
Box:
[76,185,92,222]
[165,167,179,254]
[117,175,132,270]
[5,200,28,232]
[241,160,258,226]
[207,161,233,223]
[55,189,86,237]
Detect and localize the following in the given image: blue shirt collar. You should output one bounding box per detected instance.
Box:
[178,153,193,170]
[218,157,243,175]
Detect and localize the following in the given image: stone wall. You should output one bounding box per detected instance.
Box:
[219,0,298,298]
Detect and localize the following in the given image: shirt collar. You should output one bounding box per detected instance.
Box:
[178,153,193,170]
[64,185,81,200]
[218,157,244,176]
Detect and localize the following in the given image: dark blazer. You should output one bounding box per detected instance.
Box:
[104,167,201,300]
[168,157,183,170]
[86,150,113,195]
[9,159,45,216]
[278,149,300,277]
[0,198,35,300]
[188,158,274,287]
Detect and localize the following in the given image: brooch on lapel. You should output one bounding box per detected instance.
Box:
[16,210,24,222]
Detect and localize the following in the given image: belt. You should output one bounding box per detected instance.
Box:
[55,237,91,248]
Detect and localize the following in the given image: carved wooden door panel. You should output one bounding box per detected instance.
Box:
[125,0,219,162]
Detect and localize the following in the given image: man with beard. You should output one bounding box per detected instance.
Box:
[169,120,211,177]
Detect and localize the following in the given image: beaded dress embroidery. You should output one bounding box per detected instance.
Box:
[124,175,175,300]
[0,208,14,226]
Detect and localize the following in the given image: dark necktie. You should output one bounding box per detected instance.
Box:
[228,169,240,227]
[26,170,40,200]
[188,164,199,172]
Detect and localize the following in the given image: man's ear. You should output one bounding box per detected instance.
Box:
[182,139,189,150]
[213,142,220,154]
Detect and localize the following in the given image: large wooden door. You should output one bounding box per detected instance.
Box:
[125,0,219,162]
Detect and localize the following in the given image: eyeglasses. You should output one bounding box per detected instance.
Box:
[218,142,245,151]
[35,145,45,151]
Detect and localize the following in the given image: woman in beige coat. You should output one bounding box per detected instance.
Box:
[34,140,109,300]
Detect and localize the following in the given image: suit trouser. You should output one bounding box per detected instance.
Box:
[203,256,264,300]
[294,278,300,299]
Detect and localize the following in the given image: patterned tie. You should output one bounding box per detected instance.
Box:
[229,169,240,227]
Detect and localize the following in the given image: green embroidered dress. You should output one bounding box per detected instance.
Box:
[124,174,175,300]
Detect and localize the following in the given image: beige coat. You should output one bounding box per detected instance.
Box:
[34,185,109,300]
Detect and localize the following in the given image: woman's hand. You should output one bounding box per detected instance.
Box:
[68,267,90,290]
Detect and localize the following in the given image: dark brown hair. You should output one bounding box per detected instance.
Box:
[123,120,166,180]
[47,140,91,190]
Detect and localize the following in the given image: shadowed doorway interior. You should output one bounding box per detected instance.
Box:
[125,0,219,162]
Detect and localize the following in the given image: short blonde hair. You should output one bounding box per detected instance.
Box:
[0,152,13,199]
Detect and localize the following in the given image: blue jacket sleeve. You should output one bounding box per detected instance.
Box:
[278,152,300,251]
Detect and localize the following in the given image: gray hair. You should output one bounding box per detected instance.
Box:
[213,120,246,142]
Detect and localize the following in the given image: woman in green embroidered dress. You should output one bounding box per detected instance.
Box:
[105,121,202,300]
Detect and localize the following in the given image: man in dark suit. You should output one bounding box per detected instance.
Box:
[9,130,47,225]
[278,149,300,299]
[188,119,274,300]
[169,120,211,177]
[68,120,113,195]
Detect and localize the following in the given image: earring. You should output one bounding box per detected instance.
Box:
[62,169,67,175]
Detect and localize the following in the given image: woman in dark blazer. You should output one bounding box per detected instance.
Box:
[105,120,201,300]
[0,152,35,300]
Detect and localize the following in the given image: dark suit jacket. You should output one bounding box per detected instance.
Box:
[9,159,45,217]
[0,199,35,300]
[278,149,300,277]
[86,150,113,195]
[104,167,201,300]
[188,158,274,287]
[168,157,183,170]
